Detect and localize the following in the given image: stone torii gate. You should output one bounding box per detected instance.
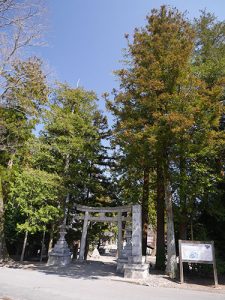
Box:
[73,204,132,260]
[48,204,149,279]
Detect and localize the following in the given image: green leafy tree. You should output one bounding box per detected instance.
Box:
[0,57,48,259]
[0,0,48,260]
[169,11,225,247]
[35,84,111,227]
[184,11,225,267]
[8,167,62,261]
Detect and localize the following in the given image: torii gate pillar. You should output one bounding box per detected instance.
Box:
[124,205,149,279]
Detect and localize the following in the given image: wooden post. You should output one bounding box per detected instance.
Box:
[79,211,89,260]
[179,240,184,284]
[117,211,122,258]
[212,241,218,287]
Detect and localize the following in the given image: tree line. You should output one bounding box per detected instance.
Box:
[0,1,225,278]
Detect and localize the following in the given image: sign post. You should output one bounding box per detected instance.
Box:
[179,240,218,287]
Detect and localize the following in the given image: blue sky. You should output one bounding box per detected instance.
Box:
[37,0,225,114]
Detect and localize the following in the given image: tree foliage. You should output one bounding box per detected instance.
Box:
[8,168,62,234]
[108,6,225,277]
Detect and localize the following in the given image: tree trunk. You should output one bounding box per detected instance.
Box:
[155,160,165,270]
[84,236,89,260]
[142,166,150,255]
[40,230,46,262]
[179,222,187,240]
[63,154,70,224]
[0,175,4,259]
[63,193,70,225]
[48,224,54,254]
[179,153,187,240]
[190,217,194,240]
[164,176,177,279]
[0,153,15,260]
[20,231,28,262]
[0,175,8,260]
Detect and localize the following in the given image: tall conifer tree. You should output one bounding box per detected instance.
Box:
[109,6,196,276]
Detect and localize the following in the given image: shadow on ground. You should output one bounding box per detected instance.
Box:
[2,257,122,281]
[38,259,121,280]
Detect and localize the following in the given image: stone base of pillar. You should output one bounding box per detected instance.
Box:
[124,263,149,279]
[116,258,128,273]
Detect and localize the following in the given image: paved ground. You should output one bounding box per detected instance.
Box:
[0,257,224,300]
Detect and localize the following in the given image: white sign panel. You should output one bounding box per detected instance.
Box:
[181,243,213,262]
[179,240,218,286]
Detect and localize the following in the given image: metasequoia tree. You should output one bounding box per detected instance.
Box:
[109,6,197,277]
[109,6,225,278]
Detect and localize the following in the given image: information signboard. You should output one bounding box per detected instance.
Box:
[181,243,213,262]
[179,240,218,287]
